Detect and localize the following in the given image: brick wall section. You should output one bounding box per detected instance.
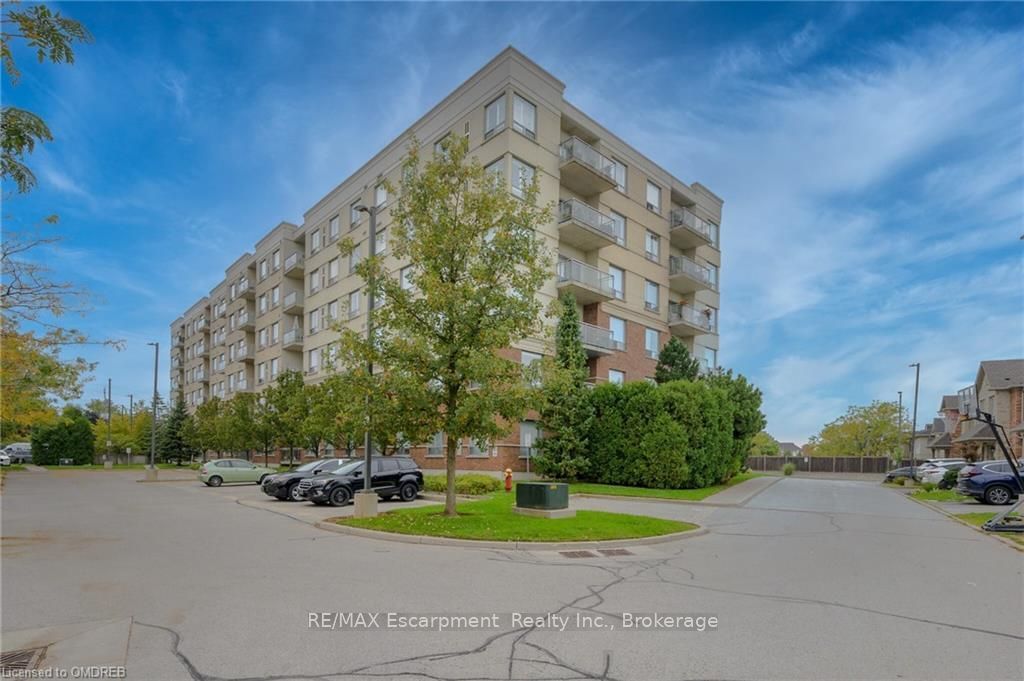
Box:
[1009,387,1023,459]
[583,304,660,383]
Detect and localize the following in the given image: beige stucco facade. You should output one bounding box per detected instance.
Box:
[169,47,723,468]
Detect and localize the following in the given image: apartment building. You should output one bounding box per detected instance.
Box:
[169,47,723,470]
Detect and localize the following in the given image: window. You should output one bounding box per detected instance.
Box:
[511,158,534,198]
[375,229,387,255]
[611,158,627,192]
[350,202,361,227]
[375,183,387,207]
[309,348,320,372]
[512,94,536,138]
[646,181,661,213]
[644,281,659,312]
[258,328,268,349]
[468,438,489,457]
[311,228,321,254]
[270,322,279,343]
[484,95,505,137]
[427,431,445,458]
[519,422,538,459]
[348,290,361,318]
[258,294,267,314]
[521,351,542,386]
[645,231,660,261]
[327,299,339,320]
[328,257,339,283]
[706,262,719,288]
[485,158,504,185]
[708,222,720,248]
[609,210,626,245]
[309,308,320,334]
[259,259,268,280]
[271,286,279,306]
[696,345,717,372]
[400,266,413,290]
[645,328,659,359]
[270,357,279,378]
[272,250,280,271]
[609,317,626,350]
[349,246,361,274]
[609,370,625,385]
[329,215,340,240]
[608,266,625,300]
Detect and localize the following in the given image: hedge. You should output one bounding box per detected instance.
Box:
[30,407,96,465]
[423,474,502,495]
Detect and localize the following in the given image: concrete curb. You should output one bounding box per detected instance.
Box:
[313,519,707,550]
[571,476,781,509]
[136,478,198,483]
[905,494,1023,553]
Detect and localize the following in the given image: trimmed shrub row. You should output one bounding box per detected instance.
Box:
[423,473,502,495]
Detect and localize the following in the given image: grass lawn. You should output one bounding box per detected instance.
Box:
[567,471,763,502]
[911,488,969,502]
[337,489,696,542]
[954,512,1024,547]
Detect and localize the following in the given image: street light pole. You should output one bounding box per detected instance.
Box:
[354,203,378,518]
[896,390,903,467]
[146,342,159,481]
[128,394,134,428]
[106,378,112,463]
[909,363,920,471]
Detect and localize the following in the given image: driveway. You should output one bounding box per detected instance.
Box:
[2,471,1021,680]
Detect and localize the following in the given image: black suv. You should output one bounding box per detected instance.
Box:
[299,456,423,507]
[262,458,352,501]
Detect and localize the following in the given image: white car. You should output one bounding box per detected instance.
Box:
[0,453,10,467]
[918,461,967,484]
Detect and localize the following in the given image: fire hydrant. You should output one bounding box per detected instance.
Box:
[504,468,513,492]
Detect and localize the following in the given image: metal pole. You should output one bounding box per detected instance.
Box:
[909,364,920,471]
[897,390,903,467]
[151,343,159,468]
[129,394,134,428]
[106,378,112,463]
[363,206,376,491]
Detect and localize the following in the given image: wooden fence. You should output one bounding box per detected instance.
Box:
[745,455,892,474]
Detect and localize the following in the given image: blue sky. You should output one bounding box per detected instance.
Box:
[5,2,1023,442]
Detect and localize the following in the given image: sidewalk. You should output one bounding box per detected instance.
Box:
[703,475,780,505]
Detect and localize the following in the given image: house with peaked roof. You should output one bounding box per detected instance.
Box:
[955,359,1024,460]
[778,442,802,456]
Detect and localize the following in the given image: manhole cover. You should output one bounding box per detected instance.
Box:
[597,548,633,556]
[559,550,598,558]
[0,647,45,672]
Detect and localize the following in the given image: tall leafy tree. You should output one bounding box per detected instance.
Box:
[30,405,94,465]
[190,397,230,461]
[252,394,278,466]
[701,368,766,477]
[225,393,260,461]
[654,337,701,383]
[533,293,593,479]
[263,370,305,466]
[336,135,551,515]
[807,401,908,459]
[749,431,780,457]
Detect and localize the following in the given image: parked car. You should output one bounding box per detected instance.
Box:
[298,456,423,507]
[0,452,10,467]
[957,460,1024,505]
[884,466,918,482]
[2,443,32,463]
[199,459,276,487]
[262,458,352,501]
[917,461,968,484]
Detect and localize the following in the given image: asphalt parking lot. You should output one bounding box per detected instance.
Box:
[2,470,1022,680]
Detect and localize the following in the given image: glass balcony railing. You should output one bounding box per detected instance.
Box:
[284,291,303,309]
[669,303,716,333]
[282,328,303,346]
[557,258,615,297]
[669,255,717,289]
[579,322,618,352]
[284,252,303,271]
[559,136,616,182]
[670,207,714,242]
[558,199,620,242]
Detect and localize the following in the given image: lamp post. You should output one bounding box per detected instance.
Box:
[146,342,159,481]
[909,363,920,472]
[896,390,903,468]
[353,202,378,518]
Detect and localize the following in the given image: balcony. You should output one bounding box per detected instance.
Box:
[283,291,304,314]
[172,334,184,348]
[196,344,208,357]
[195,369,208,383]
[579,322,617,357]
[669,255,716,294]
[237,378,248,391]
[669,207,714,249]
[237,312,254,331]
[559,137,617,196]
[238,278,254,300]
[237,345,253,362]
[282,328,303,351]
[558,199,620,251]
[556,259,615,305]
[284,252,304,279]
[195,318,207,331]
[668,302,716,337]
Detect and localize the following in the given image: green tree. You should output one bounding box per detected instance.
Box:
[263,370,305,466]
[190,397,230,461]
[533,293,593,479]
[701,368,766,478]
[749,431,780,457]
[158,396,195,464]
[224,393,259,461]
[30,405,94,465]
[654,337,701,383]
[807,401,908,458]
[252,395,278,466]
[336,135,551,515]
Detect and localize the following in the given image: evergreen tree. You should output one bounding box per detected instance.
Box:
[654,337,701,383]
[533,293,593,479]
[157,396,193,464]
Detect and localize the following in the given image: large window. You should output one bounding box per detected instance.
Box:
[329,215,340,240]
[310,228,321,254]
[484,95,505,137]
[609,369,625,385]
[611,158,627,192]
[646,181,661,213]
[644,280,659,312]
[645,231,660,261]
[349,246,361,274]
[696,345,717,372]
[512,94,536,138]
[375,229,387,255]
[375,184,387,207]
[400,266,413,290]
[328,257,339,282]
[350,201,361,227]
[609,210,626,245]
[485,158,504,185]
[272,249,280,271]
[348,291,361,318]
[645,328,659,359]
[519,422,538,459]
[609,316,626,349]
[309,308,320,334]
[271,285,280,306]
[521,351,542,386]
[608,265,625,300]
[511,158,534,198]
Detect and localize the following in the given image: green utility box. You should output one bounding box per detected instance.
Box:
[516,482,569,510]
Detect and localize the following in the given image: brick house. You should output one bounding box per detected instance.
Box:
[955,359,1024,460]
